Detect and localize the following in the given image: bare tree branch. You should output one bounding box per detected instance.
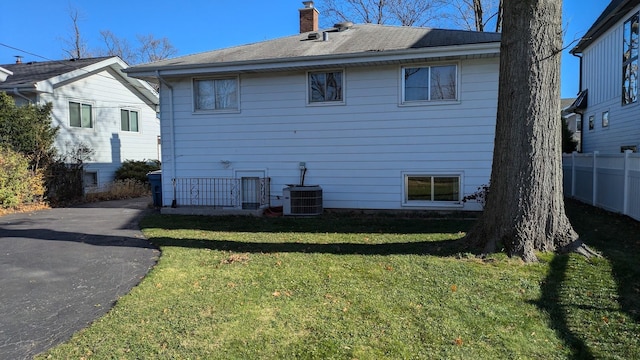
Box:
[136,34,178,63]
[388,0,444,26]
[317,0,498,30]
[61,7,91,59]
[95,30,137,64]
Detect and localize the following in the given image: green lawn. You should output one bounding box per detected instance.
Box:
[38,200,639,359]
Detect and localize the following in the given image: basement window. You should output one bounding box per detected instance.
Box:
[402,173,462,206]
[83,171,98,190]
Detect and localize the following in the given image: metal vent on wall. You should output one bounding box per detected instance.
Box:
[283,186,323,216]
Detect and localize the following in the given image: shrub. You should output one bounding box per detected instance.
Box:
[0,147,45,208]
[462,183,489,209]
[84,179,150,202]
[115,160,161,184]
[0,92,58,172]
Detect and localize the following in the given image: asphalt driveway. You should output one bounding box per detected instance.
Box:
[0,197,160,359]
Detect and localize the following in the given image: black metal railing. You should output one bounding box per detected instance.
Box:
[172,177,270,209]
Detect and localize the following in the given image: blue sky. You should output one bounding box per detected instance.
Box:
[0,1,609,98]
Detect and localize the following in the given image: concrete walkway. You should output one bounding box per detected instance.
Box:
[0,197,160,359]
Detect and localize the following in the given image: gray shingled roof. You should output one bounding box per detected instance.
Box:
[128,24,501,72]
[0,57,112,88]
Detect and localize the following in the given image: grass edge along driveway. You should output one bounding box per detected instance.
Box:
[39,200,640,359]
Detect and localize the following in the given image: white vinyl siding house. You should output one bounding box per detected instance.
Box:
[126,21,500,212]
[571,0,640,153]
[0,57,160,190]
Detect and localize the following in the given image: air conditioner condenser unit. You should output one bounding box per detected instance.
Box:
[283,185,323,216]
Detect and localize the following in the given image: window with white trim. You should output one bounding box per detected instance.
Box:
[69,101,93,128]
[308,70,344,103]
[403,174,461,204]
[402,64,457,103]
[193,77,238,111]
[120,109,139,132]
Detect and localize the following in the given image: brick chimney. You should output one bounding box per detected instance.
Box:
[15,55,23,64]
[299,1,319,33]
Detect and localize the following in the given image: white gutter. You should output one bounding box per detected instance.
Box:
[126,42,500,78]
[0,66,13,82]
[155,70,177,207]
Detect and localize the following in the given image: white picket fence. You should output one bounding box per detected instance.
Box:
[562,151,640,221]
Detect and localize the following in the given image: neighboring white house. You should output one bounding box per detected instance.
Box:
[570,0,640,153]
[125,2,501,212]
[0,56,160,190]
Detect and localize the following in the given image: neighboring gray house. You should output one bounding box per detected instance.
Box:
[125,1,501,212]
[0,56,160,191]
[562,98,581,151]
[570,0,640,153]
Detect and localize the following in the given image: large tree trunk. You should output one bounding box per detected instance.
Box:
[464,0,581,262]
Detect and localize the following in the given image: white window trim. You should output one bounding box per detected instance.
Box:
[68,99,95,130]
[120,107,141,133]
[401,171,464,208]
[399,62,461,106]
[306,68,346,106]
[192,75,241,114]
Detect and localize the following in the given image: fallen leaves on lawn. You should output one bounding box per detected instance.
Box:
[272,290,292,297]
[221,253,250,265]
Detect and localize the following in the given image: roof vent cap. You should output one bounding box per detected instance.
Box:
[307,32,320,40]
[334,21,354,31]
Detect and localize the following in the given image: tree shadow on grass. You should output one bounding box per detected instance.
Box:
[532,254,595,360]
[149,236,470,257]
[565,199,640,323]
[142,213,476,257]
[529,199,640,359]
[141,213,474,235]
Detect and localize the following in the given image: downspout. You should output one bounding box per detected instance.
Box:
[574,53,584,152]
[155,71,178,208]
[13,88,32,104]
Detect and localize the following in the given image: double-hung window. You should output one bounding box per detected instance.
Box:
[121,109,139,132]
[193,77,239,111]
[402,64,457,103]
[69,101,93,128]
[623,12,639,105]
[403,174,461,205]
[308,70,344,103]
